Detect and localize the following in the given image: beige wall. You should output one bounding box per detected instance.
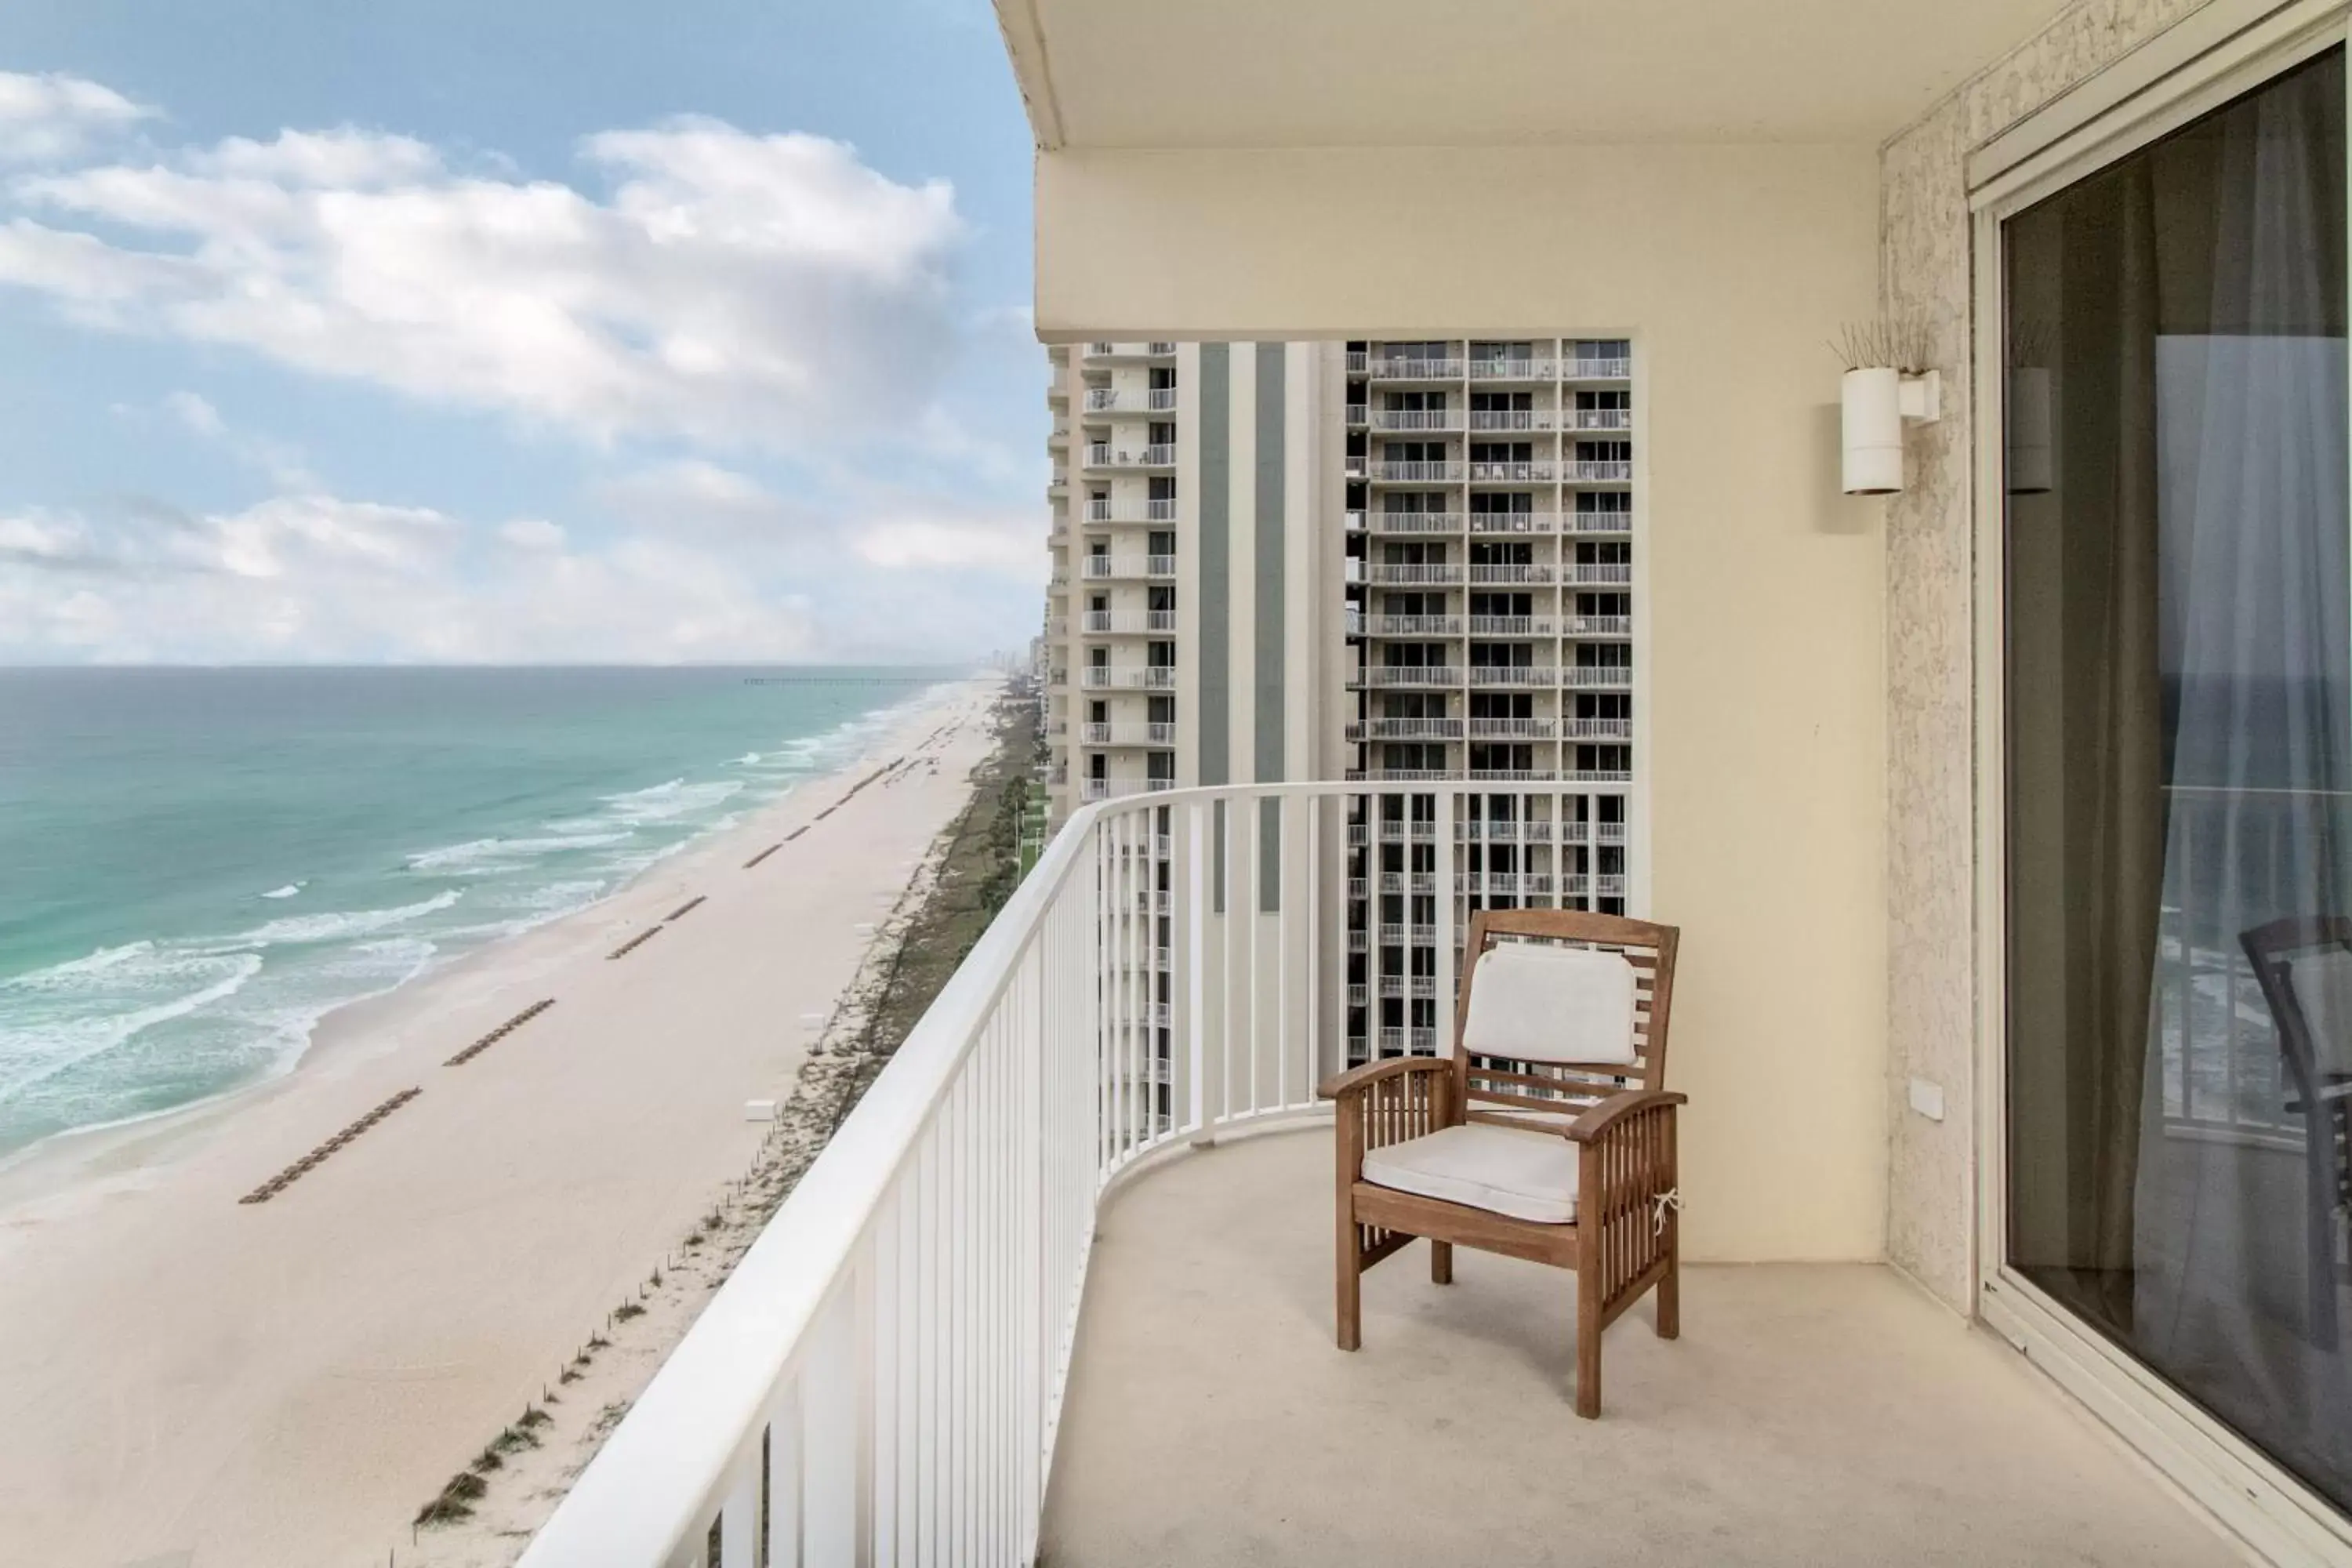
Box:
[1036,145,1892,1261]
[1878,0,2220,1313]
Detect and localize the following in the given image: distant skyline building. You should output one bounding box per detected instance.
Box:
[1042,337,1644,1061]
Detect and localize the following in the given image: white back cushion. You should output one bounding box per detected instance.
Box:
[2288,948,2352,1080]
[1461,941,1639,1065]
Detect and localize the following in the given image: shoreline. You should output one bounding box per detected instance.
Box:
[0,677,964,1210]
[0,673,1008,1566]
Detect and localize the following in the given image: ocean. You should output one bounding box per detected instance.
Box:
[0,666,964,1157]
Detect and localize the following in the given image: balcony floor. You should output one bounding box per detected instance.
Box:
[1042,1127,2238,1567]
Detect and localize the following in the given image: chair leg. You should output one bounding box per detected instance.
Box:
[1430,1240,1453,1286]
[1574,1266,1603,1419]
[1336,1217,1363,1352]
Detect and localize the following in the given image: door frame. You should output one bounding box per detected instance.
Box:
[1967,3,2352,1562]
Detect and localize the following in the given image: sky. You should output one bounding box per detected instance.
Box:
[0,0,1045,665]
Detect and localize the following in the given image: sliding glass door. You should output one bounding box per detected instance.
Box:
[2003,44,2352,1511]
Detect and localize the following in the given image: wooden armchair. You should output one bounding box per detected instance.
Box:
[2240,915,2352,1352]
[1316,909,1682,1418]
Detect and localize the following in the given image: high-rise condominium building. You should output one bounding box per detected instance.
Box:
[1043,337,1643,1061]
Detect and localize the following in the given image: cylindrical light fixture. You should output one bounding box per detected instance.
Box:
[1842,367,1904,495]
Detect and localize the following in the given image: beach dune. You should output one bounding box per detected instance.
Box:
[0,676,1004,1567]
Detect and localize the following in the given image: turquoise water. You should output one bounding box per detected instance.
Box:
[0,666,960,1156]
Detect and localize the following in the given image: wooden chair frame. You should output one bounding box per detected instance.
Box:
[2240,914,2352,1352]
[1316,909,1683,1418]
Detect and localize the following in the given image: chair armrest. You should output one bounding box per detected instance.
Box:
[1565,1088,1686,1144]
[1317,1054,1450,1102]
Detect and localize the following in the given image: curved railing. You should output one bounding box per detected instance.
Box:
[517,779,1622,1566]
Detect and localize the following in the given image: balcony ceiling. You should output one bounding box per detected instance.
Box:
[997,0,2071,150]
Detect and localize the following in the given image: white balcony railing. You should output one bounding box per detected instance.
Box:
[1081,722,1179,746]
[1081,666,1180,689]
[1370,408,1460,431]
[1081,555,1178,579]
[1369,461,1465,483]
[1344,717,1465,741]
[1570,510,1634,533]
[1466,615,1555,636]
[1086,444,1178,470]
[1468,409,1557,431]
[1565,563,1633,586]
[1366,511,1465,534]
[1569,408,1633,431]
[1368,357,1464,379]
[1361,563,1464,585]
[1565,356,1633,379]
[1567,615,1632,637]
[517,780,1638,1568]
[1468,511,1559,535]
[1086,498,1179,524]
[1563,664,1635,688]
[1082,387,1181,414]
[1364,615,1461,635]
[1081,612,1178,633]
[1467,665,1558,687]
[1468,358,1556,379]
[1570,459,1634,482]
[1352,666,1465,687]
[1467,563,1553,584]
[1468,460,1555,482]
[1467,717,1556,737]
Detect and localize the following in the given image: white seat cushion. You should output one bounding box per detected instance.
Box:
[2289,948,2352,1079]
[1462,941,1639,1065]
[1359,1123,1580,1225]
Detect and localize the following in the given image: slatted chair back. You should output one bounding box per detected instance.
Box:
[2242,914,2352,1101]
[1448,909,1679,1131]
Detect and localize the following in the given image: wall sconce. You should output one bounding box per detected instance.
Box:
[1833,322,1940,496]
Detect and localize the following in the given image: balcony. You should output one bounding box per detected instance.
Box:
[1468,511,1559,535]
[1080,776,1178,801]
[1082,554,1178,580]
[1085,443,1178,471]
[1565,562,1633,586]
[1082,722,1178,746]
[1468,460,1555,482]
[1468,665,1558,687]
[1468,408,1558,431]
[1565,356,1634,379]
[1563,717,1635,739]
[1082,666,1180,690]
[1344,718,1465,742]
[1568,615,1633,638]
[1087,498,1179,524]
[1467,357,1557,380]
[1362,615,1461,636]
[1081,611,1179,633]
[1360,563,1464,586]
[1570,510,1634,534]
[1351,666,1464,688]
[1084,387,1180,414]
[1367,356,1464,379]
[1569,408,1634,432]
[1368,460,1464,483]
[1563,665,1635,689]
[1468,716,1557,737]
[1467,563,1554,585]
[1570,459,1635,483]
[1369,408,1461,432]
[1363,511,1464,535]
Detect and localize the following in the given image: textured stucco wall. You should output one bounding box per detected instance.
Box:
[1879,0,2219,1312]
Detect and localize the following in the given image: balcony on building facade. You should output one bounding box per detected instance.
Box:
[1468,511,1559,535]
[1468,459,1556,483]
[1363,614,1462,636]
[1079,776,1178,801]
[1467,615,1556,636]
[1467,716,1558,738]
[1370,408,1462,432]
[1468,408,1559,431]
[1351,666,1465,688]
[1343,767,1455,782]
[1081,665,1180,690]
[1565,355,1635,379]
[1343,718,1466,742]
[1367,355,1465,379]
[1084,442,1178,471]
[1562,665,1635,689]
[1368,460,1465,483]
[1081,554,1178,580]
[1467,564,1554,585]
[1081,722,1178,747]
[1362,563,1465,586]
[1563,717,1635,740]
[1570,510,1635,534]
[1568,615,1633,638]
[1362,510,1465,535]
[1083,387,1180,414]
[1081,611,1179,634]
[1570,459,1635,482]
[1086,498,1179,524]
[1467,665,1559,687]
[1569,408,1635,432]
[1565,563,1633,586]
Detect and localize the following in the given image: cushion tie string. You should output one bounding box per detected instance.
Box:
[1651,1188,1683,1236]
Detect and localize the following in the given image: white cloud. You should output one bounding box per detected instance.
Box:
[498,517,565,550]
[855,508,1040,575]
[0,115,964,451]
[162,389,225,437]
[0,72,152,165]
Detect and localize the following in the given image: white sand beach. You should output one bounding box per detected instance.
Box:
[0,674,1006,1568]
